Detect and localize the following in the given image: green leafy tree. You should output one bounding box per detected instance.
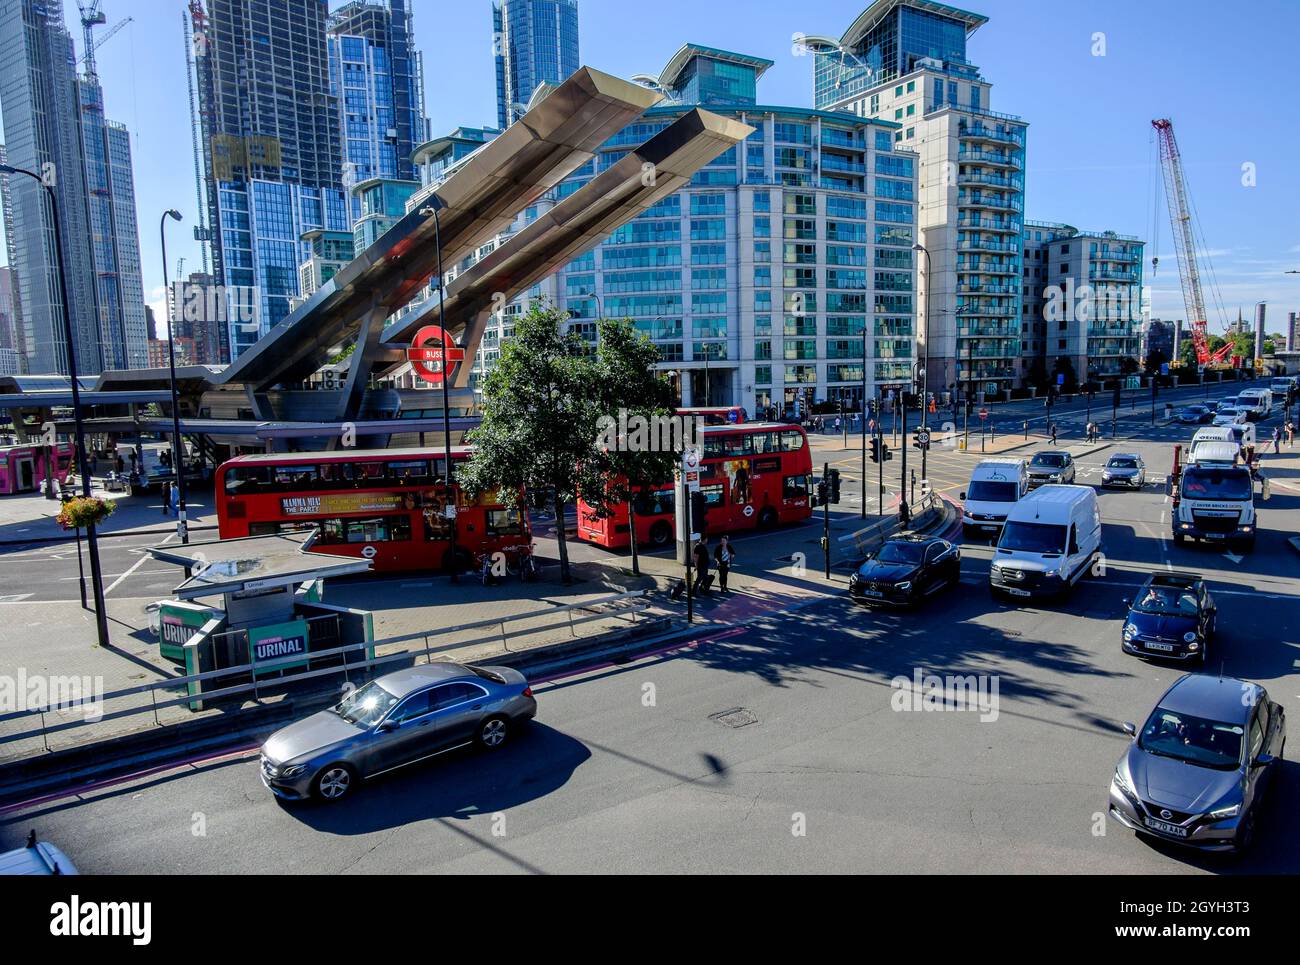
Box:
[587,318,678,575]
[460,305,606,583]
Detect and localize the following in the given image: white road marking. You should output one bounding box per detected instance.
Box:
[105,533,175,596]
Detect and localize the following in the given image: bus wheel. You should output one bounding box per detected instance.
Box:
[758,507,778,530]
[648,521,672,547]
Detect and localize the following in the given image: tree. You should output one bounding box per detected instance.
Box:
[1142,346,1169,376]
[460,305,606,583]
[587,318,677,576]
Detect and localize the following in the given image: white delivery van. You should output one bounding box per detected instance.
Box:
[960,458,1029,538]
[1193,423,1253,456]
[989,484,1102,600]
[1235,388,1271,421]
[1269,376,1295,398]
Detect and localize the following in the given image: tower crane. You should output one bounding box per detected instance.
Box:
[1151,118,1235,369]
[76,2,133,76]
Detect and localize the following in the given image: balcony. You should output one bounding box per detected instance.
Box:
[958,281,1015,295]
[1089,267,1139,282]
[959,192,1023,213]
[1092,249,1141,264]
[957,149,1022,170]
[958,216,1021,233]
[959,259,1019,275]
[960,125,1025,148]
[957,172,1023,191]
[820,156,867,175]
[957,237,1018,254]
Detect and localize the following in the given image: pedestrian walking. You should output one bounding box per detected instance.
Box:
[692,537,711,596]
[899,499,912,530]
[1287,420,1295,447]
[1049,421,1058,445]
[714,536,735,593]
[1272,426,1282,455]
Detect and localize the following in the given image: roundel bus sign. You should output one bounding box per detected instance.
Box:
[408,325,465,385]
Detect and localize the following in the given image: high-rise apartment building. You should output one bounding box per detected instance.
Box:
[327,1,426,189]
[810,0,1027,400]
[1022,221,1145,387]
[493,0,580,129]
[0,0,123,375]
[192,0,350,358]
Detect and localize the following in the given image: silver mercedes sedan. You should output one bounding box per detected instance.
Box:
[1109,674,1286,853]
[259,662,538,802]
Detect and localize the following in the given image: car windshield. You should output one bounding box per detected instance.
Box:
[967,480,1017,502]
[333,680,399,726]
[1108,458,1138,469]
[1139,708,1244,770]
[998,520,1067,554]
[1132,584,1198,616]
[1180,467,1252,501]
[875,541,925,565]
[1030,454,1065,468]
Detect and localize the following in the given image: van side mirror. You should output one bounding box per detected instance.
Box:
[959,491,966,501]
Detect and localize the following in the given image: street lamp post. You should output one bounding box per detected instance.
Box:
[1,163,109,647]
[860,324,868,519]
[421,200,458,580]
[912,242,931,481]
[159,210,190,556]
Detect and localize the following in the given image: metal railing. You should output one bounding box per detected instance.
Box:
[0,591,651,753]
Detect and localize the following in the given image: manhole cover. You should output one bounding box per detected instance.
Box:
[709,707,758,728]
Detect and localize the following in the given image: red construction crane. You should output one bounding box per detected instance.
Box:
[1151,119,1234,367]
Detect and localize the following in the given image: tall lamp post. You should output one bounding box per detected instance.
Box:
[420,200,458,580]
[2,162,109,647]
[159,210,190,550]
[912,242,931,480]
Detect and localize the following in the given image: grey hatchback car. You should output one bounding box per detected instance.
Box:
[260,662,537,802]
[1109,674,1286,853]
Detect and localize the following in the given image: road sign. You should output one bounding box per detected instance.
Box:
[916,429,931,446]
[978,407,988,421]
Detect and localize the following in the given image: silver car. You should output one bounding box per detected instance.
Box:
[1109,674,1286,853]
[1100,453,1145,488]
[260,662,538,802]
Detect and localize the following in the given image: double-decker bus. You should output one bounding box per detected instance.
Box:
[576,422,814,550]
[215,446,528,573]
[676,405,747,426]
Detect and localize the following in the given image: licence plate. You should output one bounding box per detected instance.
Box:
[980,524,997,532]
[1003,587,1030,597]
[1206,532,1226,539]
[864,589,884,598]
[1145,641,1175,652]
[1144,817,1188,838]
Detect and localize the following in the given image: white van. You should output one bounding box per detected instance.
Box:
[0,833,77,874]
[1269,376,1295,398]
[1192,423,1253,456]
[960,458,1029,538]
[1235,388,1271,421]
[989,485,1102,600]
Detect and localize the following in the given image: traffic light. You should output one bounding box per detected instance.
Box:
[882,440,893,462]
[828,468,841,504]
[912,428,929,450]
[815,479,829,506]
[689,490,709,535]
[869,436,881,463]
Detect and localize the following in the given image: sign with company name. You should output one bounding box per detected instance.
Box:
[249,618,310,675]
[157,601,217,663]
[408,325,466,384]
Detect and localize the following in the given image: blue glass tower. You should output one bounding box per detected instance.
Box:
[493,0,580,129]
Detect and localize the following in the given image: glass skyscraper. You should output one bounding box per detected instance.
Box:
[493,0,580,129]
[0,0,147,374]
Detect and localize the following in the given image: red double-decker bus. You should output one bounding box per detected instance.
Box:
[676,405,747,426]
[215,446,528,573]
[576,422,814,550]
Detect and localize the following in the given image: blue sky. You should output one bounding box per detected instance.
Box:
[7,0,1297,334]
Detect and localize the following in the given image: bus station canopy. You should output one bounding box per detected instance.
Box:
[148,531,373,600]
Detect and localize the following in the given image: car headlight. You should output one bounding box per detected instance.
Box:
[1183,631,1198,643]
[1112,768,1138,801]
[1123,623,1137,640]
[1049,473,1061,481]
[895,581,912,591]
[1208,803,1240,820]
[281,764,308,778]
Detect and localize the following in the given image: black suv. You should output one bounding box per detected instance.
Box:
[1122,572,1217,663]
[1026,451,1076,488]
[849,534,960,607]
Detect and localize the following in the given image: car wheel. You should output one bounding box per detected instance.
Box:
[476,716,509,750]
[313,763,356,802]
[647,520,672,547]
[757,506,778,530]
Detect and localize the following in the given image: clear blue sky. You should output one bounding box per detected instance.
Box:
[6,0,1297,333]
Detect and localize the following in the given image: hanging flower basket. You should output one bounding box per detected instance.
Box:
[55,496,115,531]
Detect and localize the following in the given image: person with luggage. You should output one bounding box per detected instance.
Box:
[714,536,735,594]
[692,537,712,596]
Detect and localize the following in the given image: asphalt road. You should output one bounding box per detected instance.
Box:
[4,407,1298,873]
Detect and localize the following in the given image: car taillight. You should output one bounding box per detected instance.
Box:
[522,686,533,698]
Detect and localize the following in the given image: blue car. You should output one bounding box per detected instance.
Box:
[1121,572,1216,663]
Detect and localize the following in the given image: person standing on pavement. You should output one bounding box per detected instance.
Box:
[693,537,711,596]
[714,536,735,593]
[1287,420,1295,447]
[1272,425,1282,455]
[161,480,173,516]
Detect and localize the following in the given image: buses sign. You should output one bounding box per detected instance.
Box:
[408,325,465,384]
